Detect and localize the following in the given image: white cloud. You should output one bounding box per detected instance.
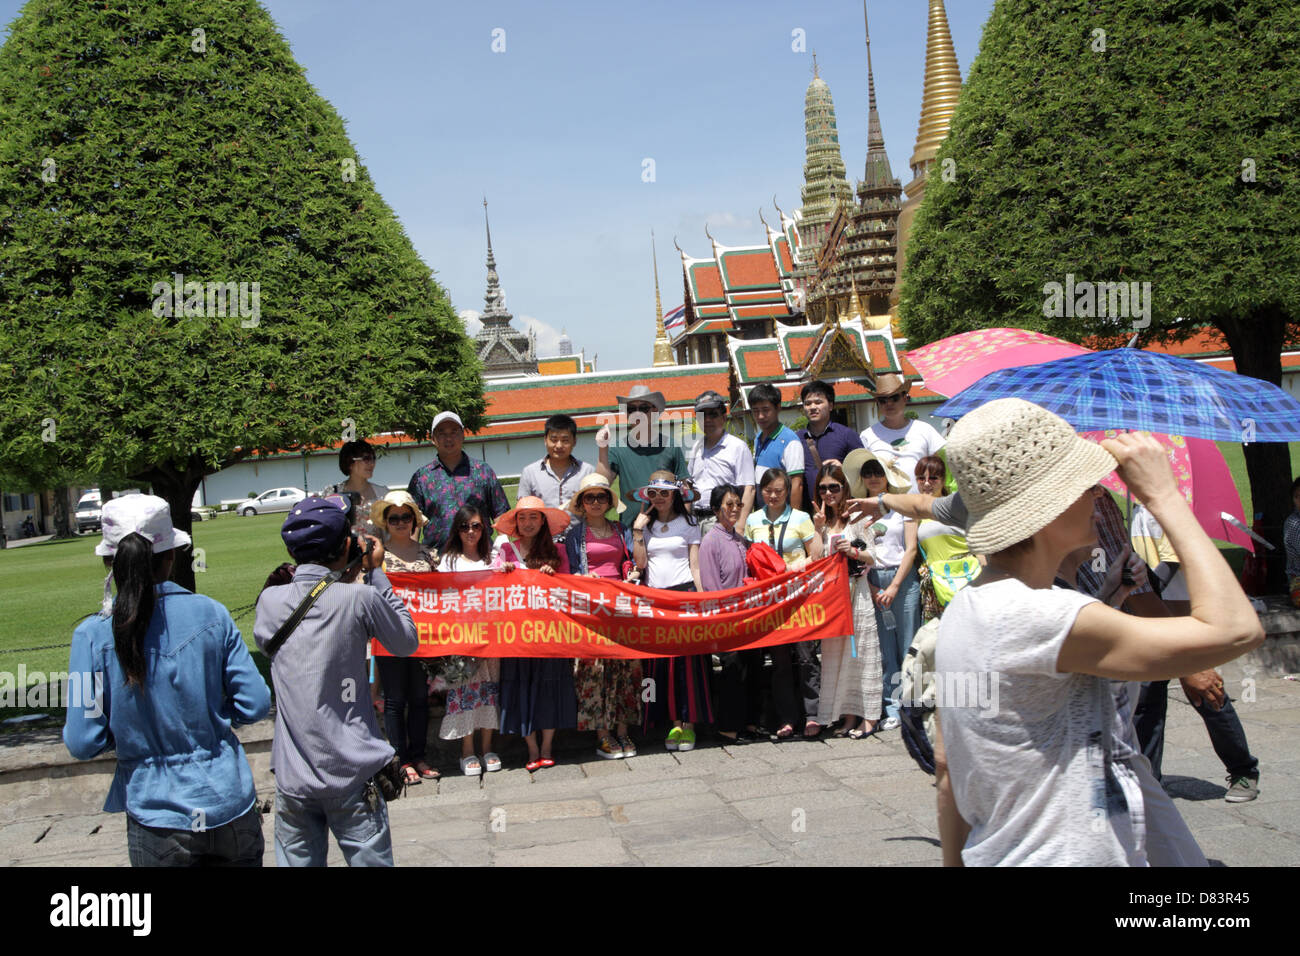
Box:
[703,211,756,231]
[458,309,482,335]
[519,315,567,358]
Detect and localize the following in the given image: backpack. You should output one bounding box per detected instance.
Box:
[897,617,941,775]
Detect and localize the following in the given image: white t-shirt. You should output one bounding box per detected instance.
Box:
[688,432,756,503]
[869,511,913,568]
[862,419,945,492]
[644,514,702,588]
[937,579,1147,866]
[437,554,490,573]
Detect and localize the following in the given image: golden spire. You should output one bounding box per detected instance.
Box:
[909,0,962,177]
[652,230,674,367]
[847,279,864,323]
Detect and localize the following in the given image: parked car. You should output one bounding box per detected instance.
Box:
[235,487,307,517]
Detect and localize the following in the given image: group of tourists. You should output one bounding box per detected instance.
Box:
[61,376,1270,868]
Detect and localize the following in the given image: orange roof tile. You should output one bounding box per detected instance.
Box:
[484,367,729,421]
[537,356,584,376]
[736,346,786,381]
[690,262,724,301]
[720,249,781,289]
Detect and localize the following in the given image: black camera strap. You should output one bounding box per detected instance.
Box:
[265,569,345,659]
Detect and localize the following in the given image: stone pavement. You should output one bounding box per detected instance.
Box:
[2,656,1297,866]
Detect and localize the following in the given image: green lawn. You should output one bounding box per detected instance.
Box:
[0,512,289,705]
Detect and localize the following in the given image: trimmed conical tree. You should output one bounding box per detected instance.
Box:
[0,0,484,588]
[898,0,1300,584]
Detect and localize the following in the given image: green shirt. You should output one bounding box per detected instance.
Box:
[607,444,688,526]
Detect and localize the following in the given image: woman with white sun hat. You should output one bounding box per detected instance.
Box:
[936,398,1263,867]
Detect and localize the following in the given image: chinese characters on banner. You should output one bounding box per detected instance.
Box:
[377,555,853,659]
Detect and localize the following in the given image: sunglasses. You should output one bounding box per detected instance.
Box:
[460,521,484,532]
[817,482,843,494]
[646,488,673,498]
[876,393,906,404]
[352,455,376,463]
[581,494,610,505]
[627,403,656,415]
[386,512,414,524]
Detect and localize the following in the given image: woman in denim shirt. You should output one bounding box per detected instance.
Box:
[64,496,271,866]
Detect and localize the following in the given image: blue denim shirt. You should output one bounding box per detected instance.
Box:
[63,582,271,830]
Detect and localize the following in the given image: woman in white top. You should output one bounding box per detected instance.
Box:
[936,399,1263,867]
[811,463,881,738]
[436,504,503,776]
[631,471,709,753]
[845,448,919,731]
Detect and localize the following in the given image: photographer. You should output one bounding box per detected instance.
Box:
[254,495,418,867]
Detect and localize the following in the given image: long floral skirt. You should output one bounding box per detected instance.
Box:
[575,658,643,731]
[439,658,501,740]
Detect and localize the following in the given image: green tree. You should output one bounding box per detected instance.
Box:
[899,0,1300,583]
[0,1,484,587]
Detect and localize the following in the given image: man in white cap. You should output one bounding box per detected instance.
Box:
[595,384,688,526]
[407,410,509,554]
[686,389,755,532]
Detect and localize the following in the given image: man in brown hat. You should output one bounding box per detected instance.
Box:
[861,373,946,494]
[595,384,688,525]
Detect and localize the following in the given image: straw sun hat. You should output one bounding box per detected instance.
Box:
[945,398,1116,555]
[565,473,626,516]
[370,490,428,532]
[843,448,912,498]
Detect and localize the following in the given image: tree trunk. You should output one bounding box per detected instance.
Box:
[1219,309,1293,594]
[52,485,73,537]
[140,459,205,593]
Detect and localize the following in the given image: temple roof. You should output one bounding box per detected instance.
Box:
[728,317,907,408]
[673,213,805,341]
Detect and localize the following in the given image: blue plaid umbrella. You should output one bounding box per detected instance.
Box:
[934,349,1300,442]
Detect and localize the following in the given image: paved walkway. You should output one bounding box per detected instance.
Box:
[2,656,1297,866]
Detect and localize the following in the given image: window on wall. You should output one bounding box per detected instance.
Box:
[3,493,35,511]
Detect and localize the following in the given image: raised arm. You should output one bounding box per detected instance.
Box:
[1057,434,1264,680]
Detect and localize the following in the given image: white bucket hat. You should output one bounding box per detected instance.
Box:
[95,495,191,557]
[945,398,1117,555]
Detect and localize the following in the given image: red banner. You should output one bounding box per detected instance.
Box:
[376,555,853,659]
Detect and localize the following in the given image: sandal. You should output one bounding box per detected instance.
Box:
[483,752,502,773]
[538,756,556,768]
[414,761,440,780]
[459,755,482,776]
[848,721,878,740]
[775,724,795,740]
[400,763,422,785]
[804,721,823,739]
[525,758,543,772]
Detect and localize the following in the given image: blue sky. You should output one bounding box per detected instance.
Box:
[0,0,994,370]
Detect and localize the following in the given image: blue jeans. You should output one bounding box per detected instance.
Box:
[274,783,394,867]
[869,565,921,721]
[126,805,264,867]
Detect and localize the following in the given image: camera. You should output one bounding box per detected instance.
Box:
[339,492,371,566]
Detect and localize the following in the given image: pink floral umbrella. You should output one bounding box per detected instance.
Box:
[1080,430,1252,551]
[905,328,1092,398]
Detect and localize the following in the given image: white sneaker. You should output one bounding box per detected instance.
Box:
[880,716,901,732]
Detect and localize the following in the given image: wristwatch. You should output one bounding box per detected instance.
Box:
[878,494,891,515]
